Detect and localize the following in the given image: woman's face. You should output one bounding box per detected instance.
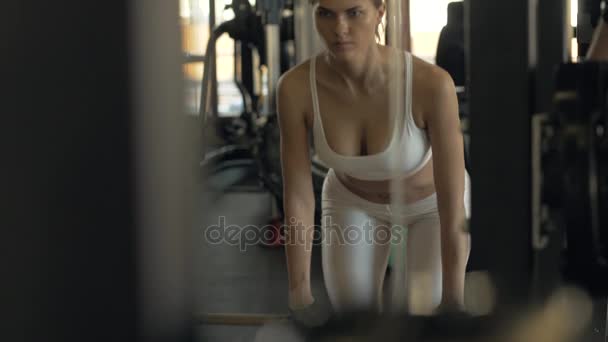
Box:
[314,0,384,59]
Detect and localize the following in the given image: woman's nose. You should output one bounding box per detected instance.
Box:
[334,16,348,36]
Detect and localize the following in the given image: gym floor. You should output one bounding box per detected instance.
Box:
[195,166,330,341]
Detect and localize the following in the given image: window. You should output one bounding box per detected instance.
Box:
[410,0,578,62]
[180,0,251,117]
[410,0,456,64]
[571,0,579,59]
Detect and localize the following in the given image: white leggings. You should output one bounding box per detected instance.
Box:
[320,168,471,315]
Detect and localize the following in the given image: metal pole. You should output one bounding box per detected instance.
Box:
[536,0,571,113]
[258,0,284,116]
[210,0,218,117]
[264,24,281,116]
[468,0,534,311]
[401,0,411,51]
[529,0,571,303]
[294,0,324,64]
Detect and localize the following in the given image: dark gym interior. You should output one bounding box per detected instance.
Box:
[2,0,608,341]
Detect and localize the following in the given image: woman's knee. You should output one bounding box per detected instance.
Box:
[321,210,391,313]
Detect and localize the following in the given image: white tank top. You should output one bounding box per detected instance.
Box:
[310,51,432,181]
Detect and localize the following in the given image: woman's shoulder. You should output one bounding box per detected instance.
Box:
[408,52,457,123]
[381,47,452,87]
[409,53,456,106]
[278,57,315,91]
[410,53,453,89]
[276,57,317,118]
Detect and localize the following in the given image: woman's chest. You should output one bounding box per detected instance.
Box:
[313,90,395,156]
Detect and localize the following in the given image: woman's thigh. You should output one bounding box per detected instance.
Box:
[321,204,392,314]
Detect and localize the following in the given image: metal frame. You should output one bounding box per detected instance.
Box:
[467,0,534,309]
[536,0,571,113]
[530,0,572,302]
[468,6,607,340]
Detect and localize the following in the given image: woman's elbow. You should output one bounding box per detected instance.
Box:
[283,191,315,213]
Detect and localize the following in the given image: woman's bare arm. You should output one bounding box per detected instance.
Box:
[425,67,470,309]
[587,16,608,60]
[276,69,317,308]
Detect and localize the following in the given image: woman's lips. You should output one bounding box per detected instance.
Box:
[334,42,355,51]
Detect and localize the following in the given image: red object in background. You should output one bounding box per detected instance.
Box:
[260,216,284,248]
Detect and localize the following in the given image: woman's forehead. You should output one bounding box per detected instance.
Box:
[316,0,373,10]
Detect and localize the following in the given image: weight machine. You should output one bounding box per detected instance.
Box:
[195,0,327,245]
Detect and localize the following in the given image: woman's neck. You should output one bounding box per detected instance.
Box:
[324,44,387,96]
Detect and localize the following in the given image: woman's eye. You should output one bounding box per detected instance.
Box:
[317,10,332,17]
[347,10,363,17]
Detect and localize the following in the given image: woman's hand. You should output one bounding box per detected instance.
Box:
[288,296,331,328]
[287,283,331,328]
[433,300,467,315]
[288,282,315,309]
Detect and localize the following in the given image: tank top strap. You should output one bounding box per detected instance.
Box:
[404,51,416,133]
[309,56,321,121]
[405,51,413,117]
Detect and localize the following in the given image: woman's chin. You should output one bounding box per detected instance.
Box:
[328,48,356,60]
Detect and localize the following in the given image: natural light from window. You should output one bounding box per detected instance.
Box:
[410,0,457,63]
[410,0,579,62]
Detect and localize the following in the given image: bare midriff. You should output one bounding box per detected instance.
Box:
[334,158,436,205]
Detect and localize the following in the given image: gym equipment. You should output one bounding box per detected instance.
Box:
[530,61,608,341]
[197,0,328,233]
[577,0,603,57]
[539,61,608,296]
[436,3,470,173]
[436,1,465,87]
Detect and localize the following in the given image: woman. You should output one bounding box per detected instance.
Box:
[276,0,471,322]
